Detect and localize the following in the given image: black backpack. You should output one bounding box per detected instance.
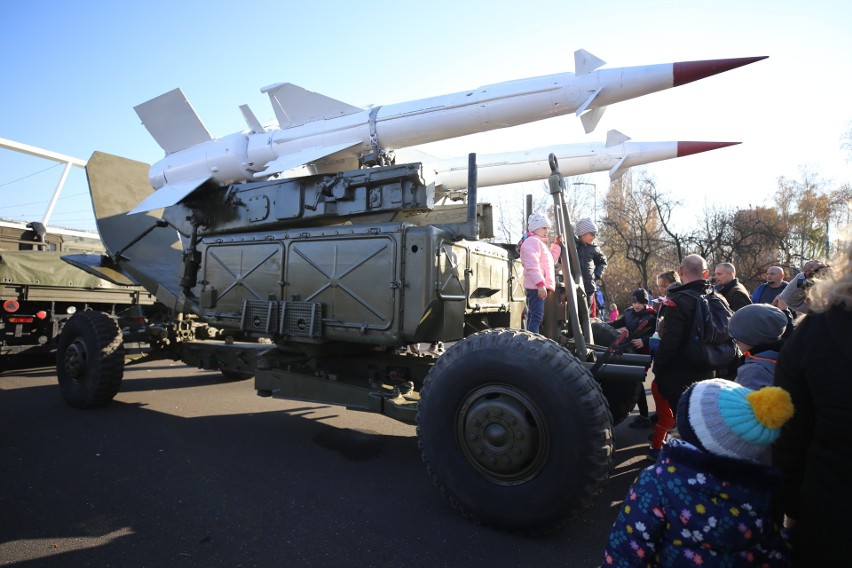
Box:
[680,289,738,370]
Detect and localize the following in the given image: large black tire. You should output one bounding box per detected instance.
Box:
[56,311,125,408]
[591,321,643,426]
[416,329,613,534]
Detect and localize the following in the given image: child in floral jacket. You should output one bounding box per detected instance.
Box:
[602,379,793,567]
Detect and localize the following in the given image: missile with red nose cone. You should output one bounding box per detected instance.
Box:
[406,131,739,195]
[129,50,766,214]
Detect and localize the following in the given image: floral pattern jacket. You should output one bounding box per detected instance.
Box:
[602,439,790,567]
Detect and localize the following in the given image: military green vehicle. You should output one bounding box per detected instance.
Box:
[58,151,648,534]
[0,220,159,367]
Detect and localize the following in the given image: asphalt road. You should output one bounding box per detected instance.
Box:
[0,356,656,567]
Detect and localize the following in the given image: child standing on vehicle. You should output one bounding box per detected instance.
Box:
[520,213,562,334]
[603,379,793,567]
[574,218,607,317]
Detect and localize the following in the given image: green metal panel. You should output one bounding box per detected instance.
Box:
[202,242,284,313]
[285,236,397,333]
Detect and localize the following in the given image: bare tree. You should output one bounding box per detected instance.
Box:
[600,172,663,292]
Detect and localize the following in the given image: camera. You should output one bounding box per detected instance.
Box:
[796,276,814,289]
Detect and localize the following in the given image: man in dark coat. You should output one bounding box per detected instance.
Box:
[713,262,751,311]
[648,254,716,459]
[772,246,852,566]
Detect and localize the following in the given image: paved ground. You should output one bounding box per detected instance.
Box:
[0,355,656,567]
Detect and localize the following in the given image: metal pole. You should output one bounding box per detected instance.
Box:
[548,154,590,358]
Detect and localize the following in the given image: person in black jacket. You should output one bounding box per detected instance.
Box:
[713,262,752,311]
[610,288,656,427]
[574,218,607,316]
[648,254,717,460]
[773,240,852,566]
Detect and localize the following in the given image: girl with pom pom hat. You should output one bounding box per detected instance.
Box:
[602,379,793,567]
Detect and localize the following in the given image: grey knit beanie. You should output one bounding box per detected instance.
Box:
[728,303,787,346]
[575,218,597,237]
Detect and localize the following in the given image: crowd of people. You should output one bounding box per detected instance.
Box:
[517,212,850,566]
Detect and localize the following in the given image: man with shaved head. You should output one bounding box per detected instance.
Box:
[714,262,752,312]
[751,265,788,305]
[648,254,719,460]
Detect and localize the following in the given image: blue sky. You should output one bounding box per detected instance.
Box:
[1,1,849,233]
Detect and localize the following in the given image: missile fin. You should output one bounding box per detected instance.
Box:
[580,106,607,133]
[240,105,265,134]
[262,83,363,128]
[574,49,607,76]
[134,89,212,154]
[127,177,210,215]
[575,86,603,117]
[609,156,629,180]
[255,141,362,178]
[605,130,631,147]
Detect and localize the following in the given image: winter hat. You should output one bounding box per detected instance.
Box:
[676,378,794,463]
[631,288,649,305]
[575,217,597,237]
[527,213,550,232]
[729,303,788,347]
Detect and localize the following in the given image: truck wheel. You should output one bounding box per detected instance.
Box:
[56,311,125,408]
[591,321,642,426]
[416,329,613,534]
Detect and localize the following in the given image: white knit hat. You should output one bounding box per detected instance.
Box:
[575,218,597,237]
[527,213,550,232]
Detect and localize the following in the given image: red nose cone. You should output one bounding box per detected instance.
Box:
[673,56,768,87]
[677,141,741,157]
[3,299,19,313]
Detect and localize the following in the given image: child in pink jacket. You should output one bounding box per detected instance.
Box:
[520,213,562,333]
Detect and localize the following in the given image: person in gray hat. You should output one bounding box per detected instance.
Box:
[573,217,607,316]
[729,303,790,390]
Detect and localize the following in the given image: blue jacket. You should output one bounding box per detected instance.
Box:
[603,439,790,567]
[734,350,779,391]
[751,282,787,304]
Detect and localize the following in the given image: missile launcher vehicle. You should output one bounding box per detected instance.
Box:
[57,150,649,534]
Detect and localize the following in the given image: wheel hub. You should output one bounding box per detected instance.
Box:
[63,339,88,380]
[457,385,548,484]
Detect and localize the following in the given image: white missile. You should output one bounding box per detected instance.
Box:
[405,130,740,195]
[130,50,766,214]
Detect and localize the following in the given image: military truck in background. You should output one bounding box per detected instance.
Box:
[0,220,160,366]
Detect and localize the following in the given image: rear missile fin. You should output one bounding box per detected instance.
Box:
[134,89,212,154]
[574,49,607,76]
[128,177,210,215]
[605,130,631,147]
[262,83,363,129]
[254,140,362,178]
